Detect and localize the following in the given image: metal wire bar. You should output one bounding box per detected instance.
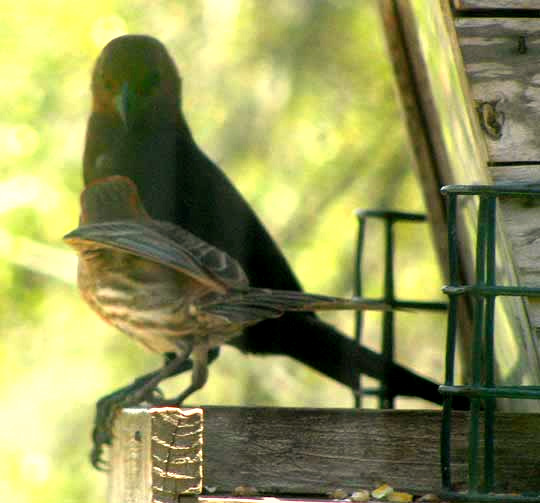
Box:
[382,217,395,409]
[441,193,459,490]
[439,385,540,399]
[441,184,540,197]
[393,300,447,310]
[355,209,428,221]
[484,197,497,492]
[443,285,540,296]
[468,196,488,493]
[354,216,366,408]
[353,209,447,408]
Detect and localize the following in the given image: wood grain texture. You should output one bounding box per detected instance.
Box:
[456,18,540,162]
[109,407,203,503]
[108,408,152,503]
[492,165,540,346]
[203,407,456,495]
[378,0,450,277]
[454,0,540,8]
[110,407,540,500]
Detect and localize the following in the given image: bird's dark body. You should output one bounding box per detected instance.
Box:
[82,34,464,406]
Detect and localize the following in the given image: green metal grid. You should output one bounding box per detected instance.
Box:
[440,184,540,502]
[353,209,447,409]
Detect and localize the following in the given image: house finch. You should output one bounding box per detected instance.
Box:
[65,175,392,467]
[82,35,451,413]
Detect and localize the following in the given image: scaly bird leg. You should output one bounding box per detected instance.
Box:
[91,344,195,470]
[150,340,209,407]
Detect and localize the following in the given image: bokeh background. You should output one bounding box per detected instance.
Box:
[0,1,448,501]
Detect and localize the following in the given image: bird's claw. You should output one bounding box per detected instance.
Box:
[91,390,127,470]
[91,426,111,471]
[91,375,161,469]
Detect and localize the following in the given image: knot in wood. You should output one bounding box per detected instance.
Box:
[476,101,504,140]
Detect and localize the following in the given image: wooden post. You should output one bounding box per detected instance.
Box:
[109,407,203,503]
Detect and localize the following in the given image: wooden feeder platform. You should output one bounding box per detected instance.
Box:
[108,407,540,502]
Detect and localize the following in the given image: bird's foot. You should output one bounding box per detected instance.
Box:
[146,392,183,407]
[91,373,163,470]
[90,354,205,469]
[145,382,201,408]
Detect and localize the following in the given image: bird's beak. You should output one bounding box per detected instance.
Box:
[113,82,135,129]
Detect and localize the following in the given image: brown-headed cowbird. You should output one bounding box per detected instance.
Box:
[83,35,454,410]
[65,175,391,467]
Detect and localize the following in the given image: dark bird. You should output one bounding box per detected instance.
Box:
[65,176,392,466]
[83,35,459,416]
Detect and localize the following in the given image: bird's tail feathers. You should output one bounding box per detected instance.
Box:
[245,288,390,312]
[204,288,390,325]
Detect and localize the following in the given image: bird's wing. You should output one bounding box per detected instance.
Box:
[149,219,249,289]
[64,221,237,292]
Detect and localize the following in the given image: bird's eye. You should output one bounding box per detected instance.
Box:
[139,71,160,95]
[103,78,115,92]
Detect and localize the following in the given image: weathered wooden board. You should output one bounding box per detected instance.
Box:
[454,1,540,9]
[454,17,540,389]
[380,0,539,398]
[109,407,540,502]
[456,18,540,162]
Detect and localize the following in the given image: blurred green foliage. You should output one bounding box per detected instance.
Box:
[0,1,447,501]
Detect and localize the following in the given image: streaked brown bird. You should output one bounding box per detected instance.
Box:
[83,34,453,411]
[65,176,391,467]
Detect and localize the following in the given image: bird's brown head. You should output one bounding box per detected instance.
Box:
[80,175,149,225]
[91,35,181,129]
